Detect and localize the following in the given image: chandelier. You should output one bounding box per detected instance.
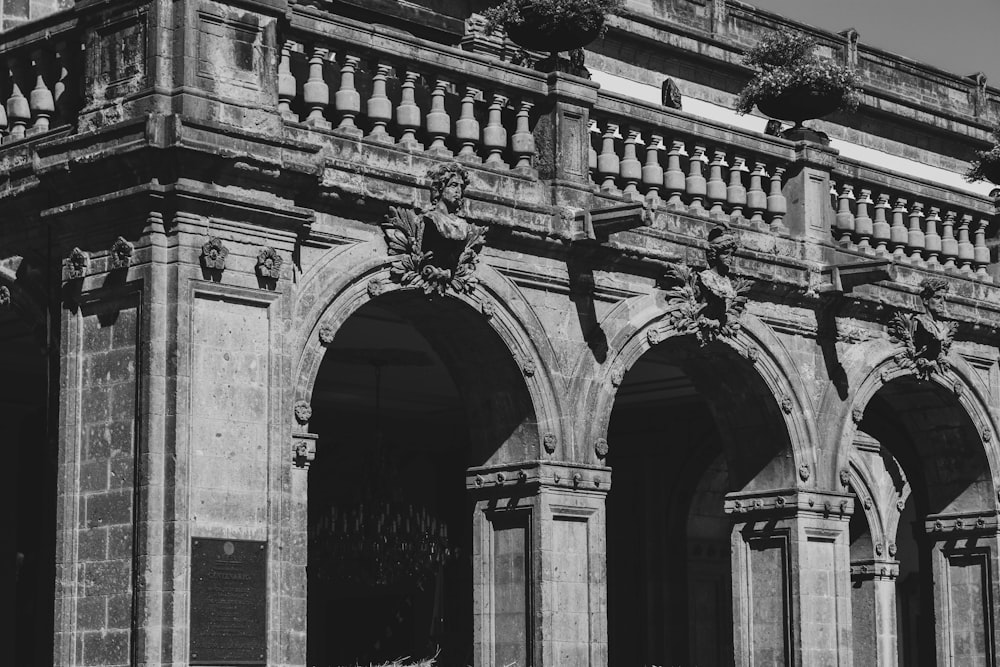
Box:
[309,349,455,589]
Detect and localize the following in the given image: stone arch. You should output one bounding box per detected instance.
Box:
[575,291,814,489]
[290,239,563,461]
[828,347,1000,512]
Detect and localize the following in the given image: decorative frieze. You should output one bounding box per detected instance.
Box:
[925,511,997,534]
[465,462,612,492]
[382,163,487,297]
[725,490,853,518]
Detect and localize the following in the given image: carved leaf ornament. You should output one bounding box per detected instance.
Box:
[382,206,486,297]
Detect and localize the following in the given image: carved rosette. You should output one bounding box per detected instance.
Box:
[318,323,335,345]
[256,247,283,280]
[201,237,229,271]
[110,236,134,270]
[595,437,609,460]
[64,247,89,281]
[0,285,9,308]
[382,205,487,297]
[293,400,312,425]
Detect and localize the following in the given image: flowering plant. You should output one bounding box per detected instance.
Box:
[736,33,862,117]
[965,123,1000,184]
[482,0,623,39]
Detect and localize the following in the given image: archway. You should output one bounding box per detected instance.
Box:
[304,290,539,667]
[605,336,794,667]
[850,374,997,665]
[1,289,55,666]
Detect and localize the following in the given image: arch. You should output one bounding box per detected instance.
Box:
[572,290,815,484]
[827,345,1000,506]
[290,239,564,459]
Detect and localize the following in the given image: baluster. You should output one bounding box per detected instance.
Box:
[726,156,748,221]
[366,62,393,143]
[597,121,621,192]
[767,167,787,234]
[482,92,508,168]
[455,85,481,160]
[890,198,908,260]
[923,207,941,266]
[396,70,422,149]
[303,45,330,128]
[334,54,362,135]
[620,129,642,200]
[746,162,767,225]
[663,140,686,208]
[706,150,728,218]
[511,99,535,172]
[588,120,599,186]
[28,49,53,134]
[835,185,856,246]
[906,202,925,263]
[957,214,974,273]
[940,211,958,270]
[426,78,452,155]
[52,42,71,125]
[685,145,708,214]
[6,56,30,141]
[0,62,7,136]
[854,189,873,252]
[277,40,298,121]
[974,219,991,278]
[641,133,664,202]
[872,194,891,255]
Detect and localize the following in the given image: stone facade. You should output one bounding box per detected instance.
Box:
[3,1,1000,666]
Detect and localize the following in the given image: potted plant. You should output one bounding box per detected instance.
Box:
[482,0,623,68]
[966,122,1000,185]
[736,33,862,136]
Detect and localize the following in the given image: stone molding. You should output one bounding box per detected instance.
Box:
[465,461,612,494]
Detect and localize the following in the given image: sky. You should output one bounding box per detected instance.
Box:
[747,0,1000,87]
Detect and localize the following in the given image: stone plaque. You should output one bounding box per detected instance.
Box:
[190,538,267,665]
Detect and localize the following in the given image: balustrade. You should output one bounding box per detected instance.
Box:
[0,37,78,145]
[587,113,791,231]
[830,172,994,282]
[277,34,544,173]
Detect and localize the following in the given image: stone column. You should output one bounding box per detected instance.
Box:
[851,558,899,667]
[726,490,854,667]
[467,462,610,667]
[926,513,1000,666]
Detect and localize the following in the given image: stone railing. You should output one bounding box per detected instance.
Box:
[591,90,796,232]
[830,162,996,281]
[0,11,79,145]
[280,12,549,173]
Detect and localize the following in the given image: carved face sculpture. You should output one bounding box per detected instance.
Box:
[924,290,947,318]
[440,175,464,213]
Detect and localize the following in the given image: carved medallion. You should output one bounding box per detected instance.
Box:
[779,394,793,414]
[887,278,957,381]
[65,247,89,280]
[481,300,496,319]
[201,237,229,271]
[851,407,864,424]
[367,278,384,298]
[798,463,810,482]
[661,225,751,346]
[839,468,850,488]
[610,366,625,387]
[110,236,134,270]
[382,163,487,297]
[521,357,536,377]
[542,433,557,454]
[256,247,283,280]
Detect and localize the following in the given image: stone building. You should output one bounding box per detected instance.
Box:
[3,0,1000,666]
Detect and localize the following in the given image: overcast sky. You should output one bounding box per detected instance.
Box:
[747,0,1000,88]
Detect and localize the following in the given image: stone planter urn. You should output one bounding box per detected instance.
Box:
[504,9,604,53]
[756,86,843,127]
